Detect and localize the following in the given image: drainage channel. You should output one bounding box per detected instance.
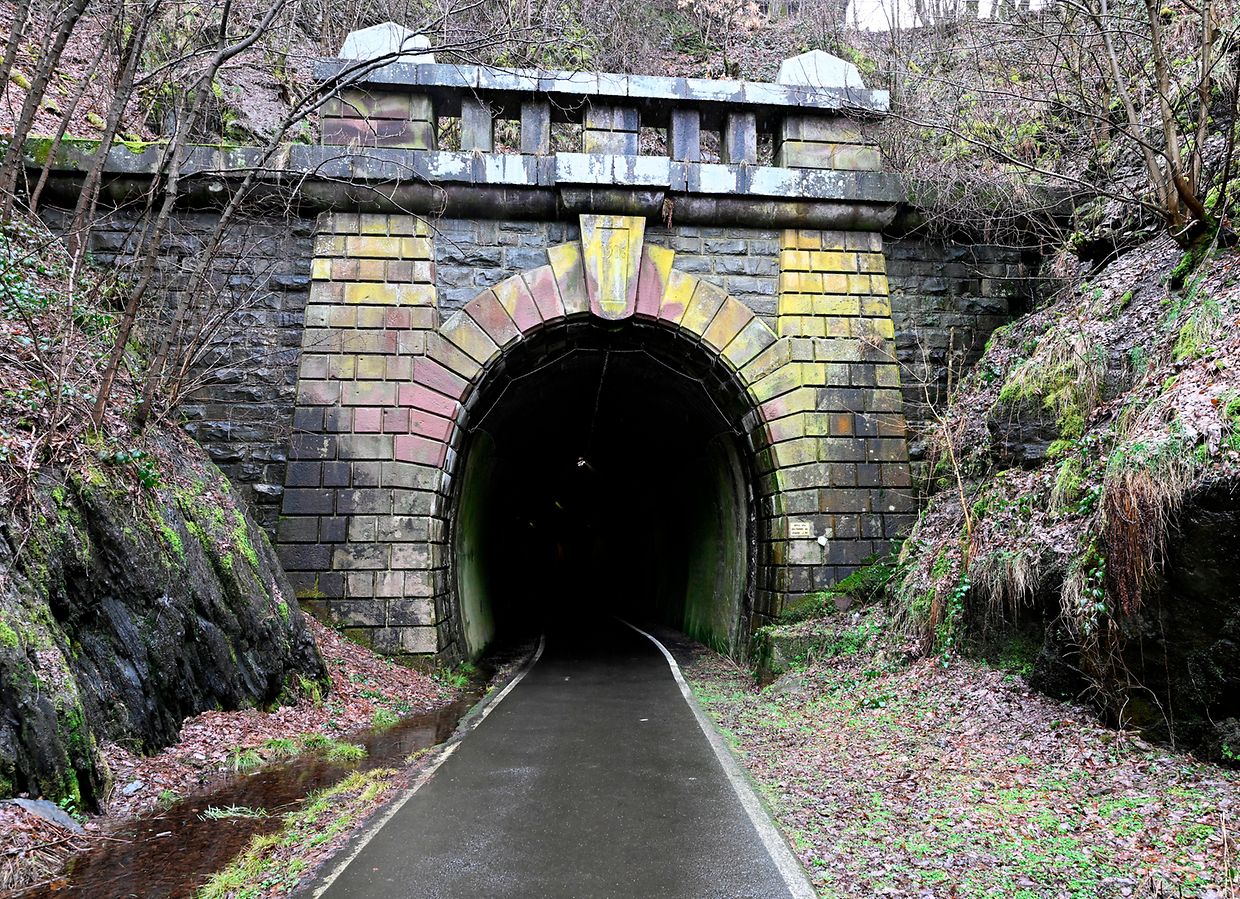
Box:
[14,687,496,898]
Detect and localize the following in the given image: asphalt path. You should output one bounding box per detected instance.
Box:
[313,619,812,899]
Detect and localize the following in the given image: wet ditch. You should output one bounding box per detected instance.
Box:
[14,692,487,899]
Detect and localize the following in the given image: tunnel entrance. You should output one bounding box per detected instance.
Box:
[451,319,755,658]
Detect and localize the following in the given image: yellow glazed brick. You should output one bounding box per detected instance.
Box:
[861,297,892,317]
[658,269,699,325]
[311,258,331,280]
[847,274,872,294]
[356,355,386,380]
[821,273,850,293]
[313,234,347,256]
[779,249,813,271]
[777,317,802,337]
[814,295,860,316]
[397,284,436,306]
[780,229,822,251]
[357,259,386,281]
[810,251,857,273]
[852,317,896,341]
[359,213,389,235]
[777,294,816,317]
[400,237,433,259]
[858,253,886,274]
[328,356,357,379]
[328,306,356,328]
[823,318,850,338]
[344,282,399,305]
[779,271,823,293]
[801,317,827,338]
[871,274,890,294]
[346,236,403,258]
[772,438,818,468]
[355,307,387,328]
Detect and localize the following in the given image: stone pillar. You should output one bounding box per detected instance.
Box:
[520,101,551,154]
[775,229,913,594]
[723,112,758,164]
[669,109,701,161]
[460,97,494,152]
[583,104,639,155]
[279,212,445,655]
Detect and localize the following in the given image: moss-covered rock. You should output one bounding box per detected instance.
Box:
[0,441,325,807]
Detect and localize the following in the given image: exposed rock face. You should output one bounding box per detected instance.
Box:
[0,442,325,807]
[1122,482,1240,760]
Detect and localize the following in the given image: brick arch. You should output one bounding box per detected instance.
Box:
[403,238,786,481]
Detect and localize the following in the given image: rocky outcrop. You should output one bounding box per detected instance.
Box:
[0,439,326,808]
[1120,482,1240,761]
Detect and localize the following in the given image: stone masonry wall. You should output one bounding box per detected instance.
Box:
[40,207,314,532]
[49,206,1033,543]
[886,237,1038,478]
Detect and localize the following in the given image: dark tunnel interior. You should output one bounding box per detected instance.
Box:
[451,322,754,657]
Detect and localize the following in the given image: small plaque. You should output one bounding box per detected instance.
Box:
[788,520,814,539]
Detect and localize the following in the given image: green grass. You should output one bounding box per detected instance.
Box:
[196,769,397,899]
[298,733,368,763]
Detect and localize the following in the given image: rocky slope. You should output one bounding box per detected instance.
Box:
[0,437,326,808]
[893,234,1240,762]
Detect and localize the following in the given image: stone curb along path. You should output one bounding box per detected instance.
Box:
[306,621,816,899]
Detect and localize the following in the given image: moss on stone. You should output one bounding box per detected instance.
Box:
[232,510,260,572]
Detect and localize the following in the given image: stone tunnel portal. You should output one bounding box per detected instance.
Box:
[452,321,753,657]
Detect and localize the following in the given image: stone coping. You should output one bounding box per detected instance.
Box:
[312,59,891,125]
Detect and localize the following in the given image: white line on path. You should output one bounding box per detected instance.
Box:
[310,635,547,898]
[620,619,820,899]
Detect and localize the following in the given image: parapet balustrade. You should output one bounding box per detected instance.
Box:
[314,34,890,174]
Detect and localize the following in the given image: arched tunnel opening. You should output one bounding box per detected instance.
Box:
[451,320,756,658]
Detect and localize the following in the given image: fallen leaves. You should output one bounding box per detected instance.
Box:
[686,632,1240,899]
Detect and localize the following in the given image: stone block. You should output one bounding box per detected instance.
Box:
[722,317,777,371]
[522,265,567,323]
[465,289,521,347]
[777,50,867,90]
[669,109,701,162]
[395,434,447,467]
[332,542,390,570]
[277,542,331,570]
[680,279,727,338]
[779,116,865,144]
[460,97,494,152]
[656,268,698,326]
[701,297,755,353]
[547,243,589,316]
[723,112,757,164]
[440,311,501,365]
[425,333,483,381]
[583,130,639,155]
[521,100,551,154]
[493,275,542,334]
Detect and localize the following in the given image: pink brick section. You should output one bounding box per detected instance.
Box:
[769,228,914,603]
[278,212,446,656]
